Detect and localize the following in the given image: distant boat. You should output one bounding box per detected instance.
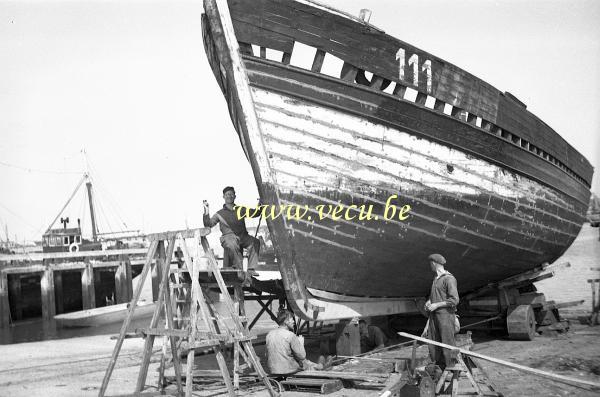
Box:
[54,300,155,327]
[202,0,593,321]
[41,172,147,254]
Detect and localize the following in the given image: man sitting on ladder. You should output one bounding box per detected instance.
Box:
[203,186,260,269]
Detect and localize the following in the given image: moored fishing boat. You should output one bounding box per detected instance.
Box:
[201,0,593,320]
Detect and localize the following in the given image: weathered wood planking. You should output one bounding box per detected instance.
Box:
[246,87,582,296]
[246,58,590,207]
[253,92,584,227]
[255,91,580,243]
[228,0,592,184]
[257,115,581,244]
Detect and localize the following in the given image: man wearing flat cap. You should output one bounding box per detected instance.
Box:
[425,253,459,370]
[203,186,260,269]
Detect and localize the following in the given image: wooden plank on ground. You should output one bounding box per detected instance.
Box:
[294,370,389,382]
[399,332,600,391]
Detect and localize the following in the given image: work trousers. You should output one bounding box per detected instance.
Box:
[427,311,458,369]
[220,233,259,269]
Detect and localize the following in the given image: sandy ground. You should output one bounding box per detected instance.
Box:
[472,323,600,397]
[0,335,146,396]
[1,322,599,396]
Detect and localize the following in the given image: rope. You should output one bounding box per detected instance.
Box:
[0,159,80,175]
[0,200,42,235]
[44,174,88,233]
[460,315,501,330]
[88,171,129,230]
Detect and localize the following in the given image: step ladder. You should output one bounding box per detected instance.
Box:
[98,227,277,397]
[435,353,500,397]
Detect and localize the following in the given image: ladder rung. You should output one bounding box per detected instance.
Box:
[185,334,256,350]
[233,334,257,343]
[196,331,223,340]
[170,268,190,274]
[137,328,189,338]
[190,339,221,348]
[175,299,188,303]
[178,340,221,353]
[170,283,191,288]
[218,316,248,322]
[188,315,245,321]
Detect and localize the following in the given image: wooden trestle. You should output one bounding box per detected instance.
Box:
[98,227,277,397]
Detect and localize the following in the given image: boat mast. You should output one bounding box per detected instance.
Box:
[44,173,88,233]
[86,178,98,242]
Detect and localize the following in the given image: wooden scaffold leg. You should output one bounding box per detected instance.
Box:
[98,228,278,397]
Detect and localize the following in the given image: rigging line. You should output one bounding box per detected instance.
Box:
[86,159,130,229]
[94,192,114,235]
[87,174,119,233]
[77,186,87,231]
[44,174,88,233]
[0,200,40,234]
[92,177,129,230]
[86,159,128,224]
[0,159,81,175]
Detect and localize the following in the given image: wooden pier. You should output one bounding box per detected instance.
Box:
[0,248,148,327]
[0,240,285,329]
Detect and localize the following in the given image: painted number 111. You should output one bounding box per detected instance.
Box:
[396,48,432,94]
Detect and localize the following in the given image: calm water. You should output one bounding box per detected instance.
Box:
[0,300,277,345]
[1,226,598,344]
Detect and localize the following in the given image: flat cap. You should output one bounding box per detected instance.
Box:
[428,253,446,265]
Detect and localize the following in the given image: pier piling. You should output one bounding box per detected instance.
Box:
[41,268,56,320]
[81,260,96,310]
[115,258,132,304]
[0,271,9,327]
[54,271,64,313]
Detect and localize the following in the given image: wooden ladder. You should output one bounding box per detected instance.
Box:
[435,353,502,397]
[98,227,277,397]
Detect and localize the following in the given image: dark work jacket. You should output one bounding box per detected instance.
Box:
[203,204,257,237]
[429,272,459,314]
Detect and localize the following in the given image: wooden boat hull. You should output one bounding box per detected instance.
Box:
[202,0,593,320]
[54,301,155,327]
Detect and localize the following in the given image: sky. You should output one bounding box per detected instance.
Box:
[1,0,599,242]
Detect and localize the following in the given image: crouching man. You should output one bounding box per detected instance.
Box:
[265,309,328,377]
[359,319,388,353]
